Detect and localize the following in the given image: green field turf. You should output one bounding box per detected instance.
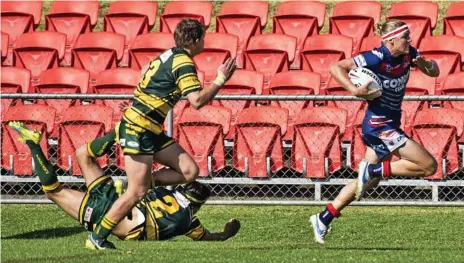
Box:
[2,205,464,263]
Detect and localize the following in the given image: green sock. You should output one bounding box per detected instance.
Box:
[26,141,60,192]
[94,215,118,239]
[87,129,117,158]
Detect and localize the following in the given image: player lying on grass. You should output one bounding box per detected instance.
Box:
[8,121,241,248]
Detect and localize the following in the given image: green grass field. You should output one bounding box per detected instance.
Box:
[2,205,464,263]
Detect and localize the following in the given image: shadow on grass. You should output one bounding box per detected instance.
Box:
[3,226,84,239]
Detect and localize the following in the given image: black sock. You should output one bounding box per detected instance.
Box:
[26,141,60,192]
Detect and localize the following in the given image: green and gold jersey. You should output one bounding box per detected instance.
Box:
[123,48,202,134]
[132,187,206,241]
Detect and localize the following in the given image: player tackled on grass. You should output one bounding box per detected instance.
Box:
[86,18,237,249]
[8,121,240,248]
[310,20,440,244]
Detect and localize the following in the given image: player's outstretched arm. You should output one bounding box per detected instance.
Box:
[200,219,241,241]
[186,58,237,110]
[413,56,439,77]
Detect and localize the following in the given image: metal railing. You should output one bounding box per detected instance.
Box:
[1,93,464,205]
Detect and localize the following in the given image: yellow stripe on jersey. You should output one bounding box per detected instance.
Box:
[145,204,159,240]
[123,226,144,241]
[178,76,201,92]
[185,224,206,240]
[133,89,173,117]
[176,73,197,85]
[181,85,201,96]
[172,54,195,72]
[123,108,163,134]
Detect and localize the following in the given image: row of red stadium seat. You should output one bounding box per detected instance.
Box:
[2,66,464,139]
[2,31,464,92]
[2,104,463,180]
[2,1,464,68]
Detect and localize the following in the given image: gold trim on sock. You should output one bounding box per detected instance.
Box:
[43,181,61,192]
[87,142,96,158]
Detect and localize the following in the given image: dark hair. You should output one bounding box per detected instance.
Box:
[174,19,205,48]
[181,181,211,207]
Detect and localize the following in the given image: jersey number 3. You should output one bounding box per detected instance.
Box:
[139,60,161,89]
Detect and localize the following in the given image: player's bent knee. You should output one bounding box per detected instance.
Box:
[127,186,150,202]
[183,162,199,182]
[76,144,90,162]
[424,158,438,177]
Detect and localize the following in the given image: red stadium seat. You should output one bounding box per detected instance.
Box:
[104,1,158,67]
[330,1,381,56]
[418,35,464,93]
[1,105,55,175]
[348,111,367,170]
[273,1,326,69]
[233,106,288,178]
[291,107,347,178]
[1,67,31,93]
[216,1,269,68]
[58,105,113,176]
[412,108,464,179]
[442,73,464,114]
[72,32,125,83]
[211,70,263,140]
[194,33,238,84]
[13,32,66,84]
[1,32,8,64]
[244,34,297,89]
[1,1,42,66]
[176,105,231,177]
[443,2,464,37]
[269,71,321,140]
[301,34,353,86]
[35,68,90,138]
[93,68,139,127]
[403,71,437,134]
[160,1,212,33]
[388,1,438,47]
[1,67,30,120]
[45,0,99,66]
[128,33,175,70]
[359,35,381,53]
[325,76,366,141]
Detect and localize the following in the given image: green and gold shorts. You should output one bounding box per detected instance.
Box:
[118,120,175,155]
[79,176,118,231]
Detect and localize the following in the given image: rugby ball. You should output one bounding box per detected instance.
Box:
[349,68,382,92]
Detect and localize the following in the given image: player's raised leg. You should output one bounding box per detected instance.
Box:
[151,143,199,186]
[355,138,437,200]
[76,123,118,187]
[8,121,85,220]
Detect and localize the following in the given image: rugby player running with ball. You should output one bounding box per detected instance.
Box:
[310,20,440,244]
